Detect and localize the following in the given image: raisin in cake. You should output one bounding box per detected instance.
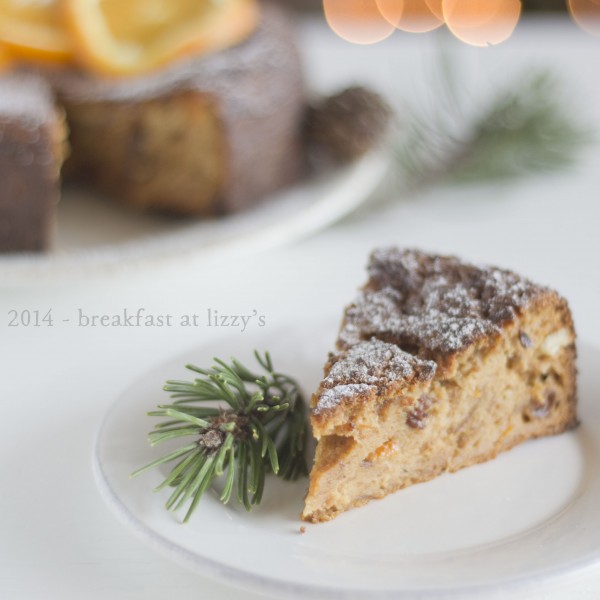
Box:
[47,2,305,216]
[302,248,577,523]
[0,73,67,252]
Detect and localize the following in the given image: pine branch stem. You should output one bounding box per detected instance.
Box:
[132,352,309,523]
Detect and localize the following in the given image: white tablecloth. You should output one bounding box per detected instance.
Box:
[1,16,599,600]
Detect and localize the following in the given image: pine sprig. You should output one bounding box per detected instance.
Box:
[131,351,308,523]
[395,66,593,189]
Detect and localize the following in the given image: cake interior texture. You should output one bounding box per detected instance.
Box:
[303,248,578,523]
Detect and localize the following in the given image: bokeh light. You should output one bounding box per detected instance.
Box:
[425,0,444,21]
[323,0,395,44]
[322,0,530,47]
[376,0,444,33]
[568,0,600,36]
[442,0,522,47]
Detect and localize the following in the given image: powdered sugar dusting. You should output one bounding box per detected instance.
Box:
[314,384,376,414]
[0,73,55,126]
[313,248,549,416]
[325,338,435,386]
[340,248,545,357]
[314,338,436,414]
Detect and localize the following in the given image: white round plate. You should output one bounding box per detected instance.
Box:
[1,152,388,285]
[93,322,600,599]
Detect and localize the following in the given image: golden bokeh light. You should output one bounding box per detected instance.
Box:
[376,0,444,33]
[425,0,445,20]
[323,0,395,44]
[443,0,522,47]
[568,0,600,36]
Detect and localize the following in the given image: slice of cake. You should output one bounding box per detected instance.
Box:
[0,73,67,252]
[303,248,577,523]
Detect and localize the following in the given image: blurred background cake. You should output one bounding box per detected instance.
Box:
[0,73,66,252]
[0,0,307,250]
[50,3,306,217]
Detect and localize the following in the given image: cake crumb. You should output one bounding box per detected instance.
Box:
[299,526,306,534]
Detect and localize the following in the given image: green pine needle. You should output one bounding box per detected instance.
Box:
[131,351,309,523]
[395,65,593,189]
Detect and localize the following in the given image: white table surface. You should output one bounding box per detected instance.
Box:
[1,15,599,600]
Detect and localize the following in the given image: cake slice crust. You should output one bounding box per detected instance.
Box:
[303,249,577,523]
[0,73,67,252]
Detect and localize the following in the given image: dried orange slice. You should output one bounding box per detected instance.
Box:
[61,0,259,76]
[0,0,72,63]
[0,44,10,71]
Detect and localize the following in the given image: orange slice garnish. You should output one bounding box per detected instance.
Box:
[0,0,72,63]
[61,0,259,76]
[0,44,10,71]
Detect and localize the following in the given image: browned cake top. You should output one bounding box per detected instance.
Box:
[314,338,437,414]
[313,248,550,418]
[339,248,547,359]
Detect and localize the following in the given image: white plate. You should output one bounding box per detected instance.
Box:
[93,321,600,599]
[1,152,388,285]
